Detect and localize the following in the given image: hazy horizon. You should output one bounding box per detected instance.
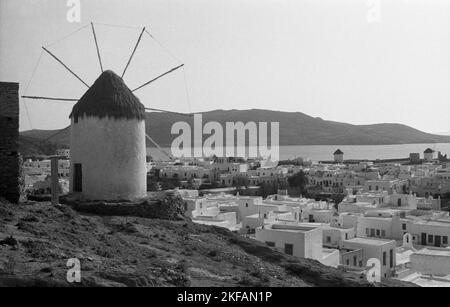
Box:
[1,0,450,134]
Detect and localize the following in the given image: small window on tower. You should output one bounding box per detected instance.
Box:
[284,244,294,255]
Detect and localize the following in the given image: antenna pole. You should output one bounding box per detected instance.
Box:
[121,27,146,78]
[91,22,104,73]
[132,64,184,92]
[42,47,90,88]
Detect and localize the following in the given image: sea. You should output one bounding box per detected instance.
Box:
[147,143,450,162]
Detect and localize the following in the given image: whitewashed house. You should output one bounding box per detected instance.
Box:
[342,237,397,278]
[255,223,340,267]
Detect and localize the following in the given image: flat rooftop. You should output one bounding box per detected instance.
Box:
[267,223,319,233]
[413,220,450,227]
[402,273,450,287]
[322,225,354,231]
[414,248,450,257]
[396,249,414,265]
[344,237,395,246]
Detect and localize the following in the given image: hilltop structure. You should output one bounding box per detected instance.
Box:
[0,82,20,203]
[69,71,147,201]
[334,149,344,163]
[424,148,435,162]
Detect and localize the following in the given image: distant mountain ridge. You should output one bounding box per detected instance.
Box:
[436,131,450,136]
[19,109,450,155]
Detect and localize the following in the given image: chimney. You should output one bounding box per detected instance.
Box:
[0,82,20,203]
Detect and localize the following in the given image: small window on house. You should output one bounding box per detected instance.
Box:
[326,236,331,243]
[402,223,406,230]
[383,251,387,266]
[284,244,294,255]
[376,230,380,237]
[346,259,350,266]
[353,256,357,267]
[345,233,348,240]
[443,236,448,245]
[428,235,434,244]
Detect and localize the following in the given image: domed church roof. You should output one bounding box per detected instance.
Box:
[70,70,146,122]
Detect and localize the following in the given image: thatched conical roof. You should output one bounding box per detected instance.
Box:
[70,70,146,122]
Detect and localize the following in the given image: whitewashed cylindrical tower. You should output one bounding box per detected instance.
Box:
[69,70,147,201]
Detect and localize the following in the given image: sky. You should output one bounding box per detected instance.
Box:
[1,0,450,133]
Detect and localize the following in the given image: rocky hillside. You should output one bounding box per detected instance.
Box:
[0,199,413,287]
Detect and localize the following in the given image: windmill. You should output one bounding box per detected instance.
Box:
[22,21,192,161]
[21,22,196,201]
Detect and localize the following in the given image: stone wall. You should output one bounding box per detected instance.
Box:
[0,82,20,203]
[61,194,187,221]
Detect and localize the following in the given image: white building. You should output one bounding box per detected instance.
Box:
[183,197,209,218]
[364,179,407,194]
[23,159,70,178]
[387,193,418,210]
[255,223,340,267]
[239,197,287,222]
[301,207,334,223]
[342,237,397,278]
[356,209,406,240]
[192,212,238,231]
[340,208,450,248]
[56,149,70,159]
[242,210,298,234]
[411,219,450,247]
[322,225,356,248]
[410,247,450,276]
[161,164,213,182]
[400,247,450,287]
